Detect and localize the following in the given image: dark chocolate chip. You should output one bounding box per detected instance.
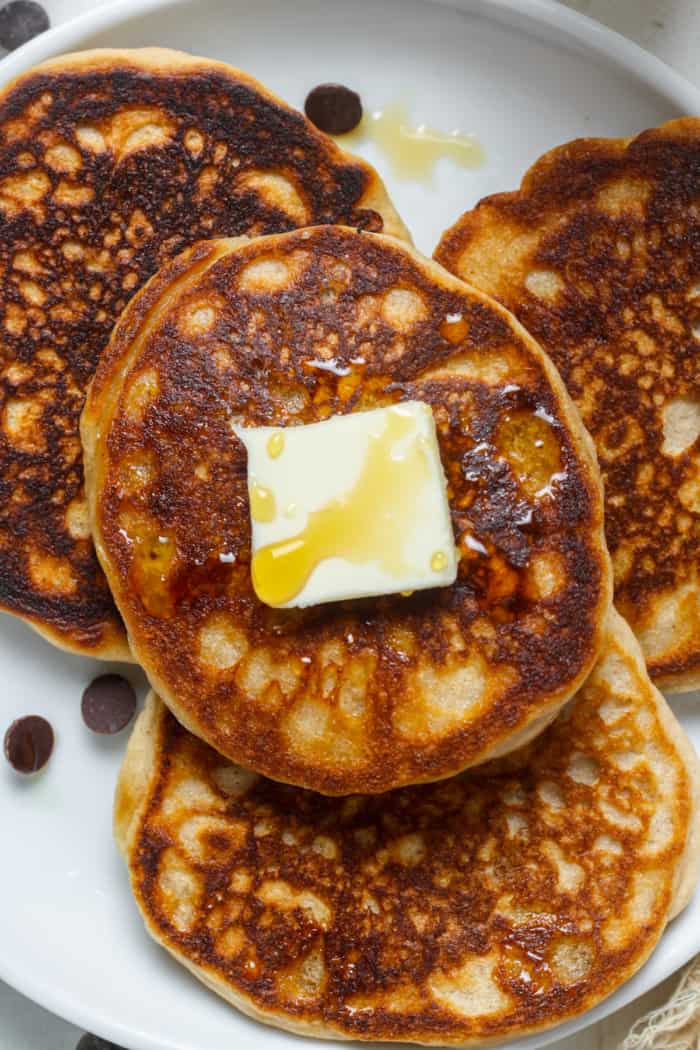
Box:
[76,1035,126,1050]
[4,715,54,773]
[0,1,49,51]
[305,83,362,136]
[81,675,136,735]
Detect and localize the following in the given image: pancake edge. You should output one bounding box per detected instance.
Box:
[434,118,700,693]
[114,606,700,1045]
[0,45,410,661]
[84,227,613,793]
[3,46,411,249]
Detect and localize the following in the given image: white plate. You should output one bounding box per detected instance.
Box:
[0,2,699,1048]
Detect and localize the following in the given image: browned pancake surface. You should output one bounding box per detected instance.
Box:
[84,226,610,793]
[115,611,699,1044]
[0,47,405,657]
[436,119,700,691]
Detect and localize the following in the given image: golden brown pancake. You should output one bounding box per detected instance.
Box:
[436,119,700,692]
[83,225,611,794]
[0,47,406,659]
[115,610,700,1045]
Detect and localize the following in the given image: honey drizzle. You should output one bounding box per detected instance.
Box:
[249,480,276,523]
[266,431,284,459]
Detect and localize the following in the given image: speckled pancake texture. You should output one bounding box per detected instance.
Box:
[0,47,406,658]
[83,225,611,794]
[115,611,700,1045]
[436,119,700,692]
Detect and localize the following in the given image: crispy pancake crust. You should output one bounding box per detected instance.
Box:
[83,226,611,794]
[115,610,700,1045]
[436,119,700,692]
[0,47,407,658]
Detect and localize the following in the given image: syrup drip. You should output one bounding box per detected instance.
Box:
[440,313,469,345]
[266,431,284,459]
[128,532,177,618]
[431,551,448,572]
[249,479,276,523]
[495,410,563,499]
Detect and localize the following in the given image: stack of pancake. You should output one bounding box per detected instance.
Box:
[1,46,699,1045]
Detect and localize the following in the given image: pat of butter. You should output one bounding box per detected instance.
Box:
[234,402,457,609]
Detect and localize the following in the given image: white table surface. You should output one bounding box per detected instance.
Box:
[1,0,699,1046]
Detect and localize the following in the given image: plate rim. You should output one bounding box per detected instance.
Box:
[0,0,699,110]
[0,0,698,1047]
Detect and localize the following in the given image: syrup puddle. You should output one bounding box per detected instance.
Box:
[337,100,484,183]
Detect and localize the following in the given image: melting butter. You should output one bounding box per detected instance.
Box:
[338,101,484,183]
[252,409,431,606]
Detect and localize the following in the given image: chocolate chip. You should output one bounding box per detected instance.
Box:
[4,715,54,774]
[0,1,49,50]
[305,83,362,135]
[81,675,136,735]
[76,1035,126,1050]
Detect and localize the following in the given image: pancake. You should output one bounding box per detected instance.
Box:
[82,225,611,794]
[0,47,407,659]
[436,119,700,692]
[115,609,700,1045]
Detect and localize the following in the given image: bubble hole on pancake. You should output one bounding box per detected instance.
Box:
[82,225,611,794]
[0,46,407,658]
[436,118,700,692]
[114,609,700,1045]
